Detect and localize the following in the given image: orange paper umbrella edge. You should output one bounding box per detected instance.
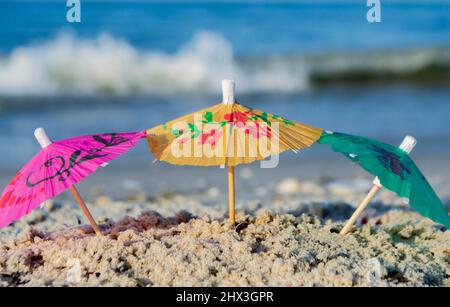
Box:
[147,101,322,167]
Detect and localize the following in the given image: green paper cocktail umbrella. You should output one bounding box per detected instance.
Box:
[318,131,450,234]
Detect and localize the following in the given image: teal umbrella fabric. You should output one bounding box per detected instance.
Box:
[318,131,450,229]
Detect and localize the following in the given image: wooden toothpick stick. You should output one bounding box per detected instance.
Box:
[340,135,417,235]
[222,79,236,225]
[340,185,381,235]
[228,166,236,225]
[34,128,103,237]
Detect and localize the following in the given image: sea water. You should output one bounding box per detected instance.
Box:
[0,1,449,172]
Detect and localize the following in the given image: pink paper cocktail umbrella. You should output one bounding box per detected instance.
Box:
[0,129,146,236]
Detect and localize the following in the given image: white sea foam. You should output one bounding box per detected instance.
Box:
[0,31,309,97]
[0,31,449,97]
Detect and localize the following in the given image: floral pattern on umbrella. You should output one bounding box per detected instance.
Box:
[147,102,323,166]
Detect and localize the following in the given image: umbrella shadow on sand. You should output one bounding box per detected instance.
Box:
[19,210,195,242]
[100,210,194,240]
[286,201,417,224]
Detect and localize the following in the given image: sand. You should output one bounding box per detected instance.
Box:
[0,175,449,287]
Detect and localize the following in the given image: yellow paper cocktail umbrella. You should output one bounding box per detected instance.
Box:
[147,80,323,225]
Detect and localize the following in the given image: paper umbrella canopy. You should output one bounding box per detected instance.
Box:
[0,131,146,228]
[146,80,323,226]
[146,101,323,166]
[318,131,450,228]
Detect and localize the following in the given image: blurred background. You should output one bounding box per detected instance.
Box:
[0,0,449,197]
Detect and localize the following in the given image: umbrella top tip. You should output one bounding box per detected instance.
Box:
[222,79,235,105]
[34,127,52,148]
[222,78,235,85]
[399,135,417,154]
[34,127,47,139]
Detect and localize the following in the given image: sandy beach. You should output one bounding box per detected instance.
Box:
[1,157,449,287]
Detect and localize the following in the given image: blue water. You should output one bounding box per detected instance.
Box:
[1,1,450,54]
[0,1,449,171]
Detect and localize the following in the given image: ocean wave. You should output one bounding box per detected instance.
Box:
[309,48,450,85]
[0,32,449,97]
[0,31,309,97]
